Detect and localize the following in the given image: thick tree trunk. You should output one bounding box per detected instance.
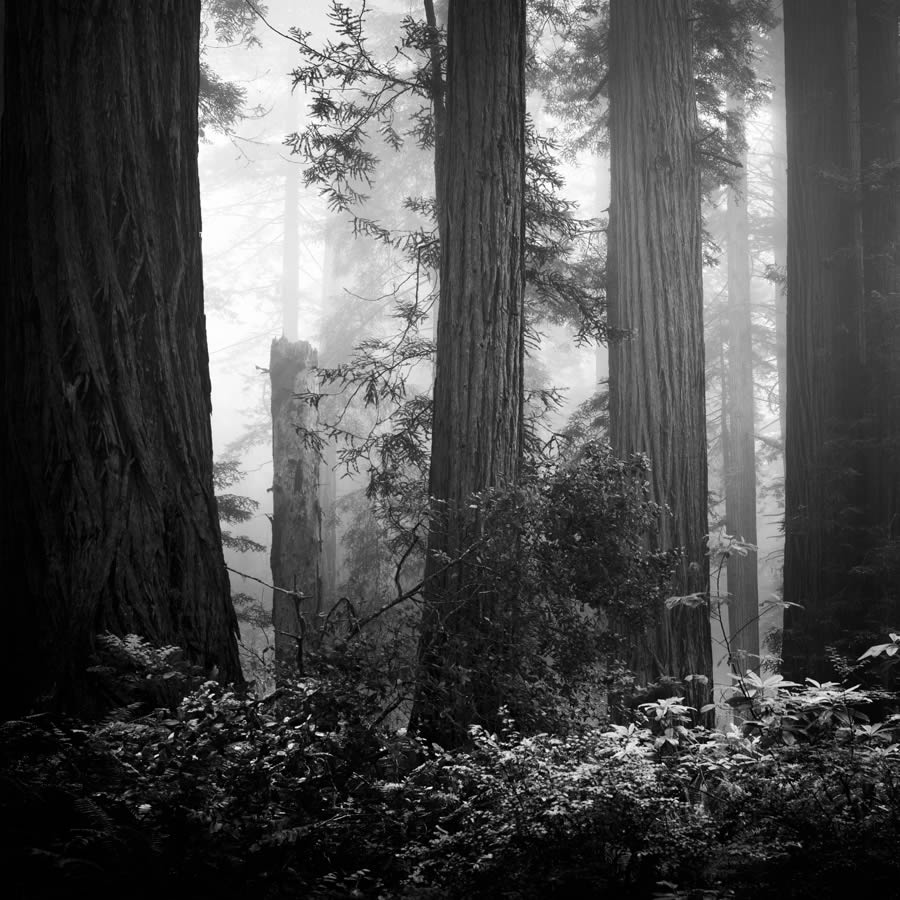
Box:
[607,0,712,710]
[858,0,900,628]
[0,1,241,716]
[723,102,760,673]
[270,337,321,678]
[0,1,5,151]
[411,0,526,746]
[781,0,865,678]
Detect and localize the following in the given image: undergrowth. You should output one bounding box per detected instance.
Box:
[3,634,900,898]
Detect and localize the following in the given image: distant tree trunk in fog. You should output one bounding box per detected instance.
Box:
[858,0,900,595]
[764,18,789,444]
[0,1,241,715]
[607,0,712,709]
[318,218,342,604]
[270,338,321,678]
[723,101,760,673]
[781,0,900,678]
[411,0,526,747]
[319,441,338,601]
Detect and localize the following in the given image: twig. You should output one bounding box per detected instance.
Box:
[394,534,421,600]
[321,596,360,632]
[351,543,477,633]
[701,150,744,169]
[226,565,306,600]
[586,72,608,101]
[242,0,303,46]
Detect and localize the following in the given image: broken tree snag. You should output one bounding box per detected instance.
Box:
[319,438,338,603]
[270,337,322,678]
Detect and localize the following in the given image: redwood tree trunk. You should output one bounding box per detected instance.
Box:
[783,0,900,678]
[607,0,712,708]
[782,0,864,677]
[318,216,343,606]
[723,102,760,673]
[858,0,900,616]
[0,0,241,715]
[411,0,526,746]
[270,338,321,678]
[767,17,789,445]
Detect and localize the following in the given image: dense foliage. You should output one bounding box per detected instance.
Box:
[412,442,677,734]
[9,3,898,899]
[4,633,899,898]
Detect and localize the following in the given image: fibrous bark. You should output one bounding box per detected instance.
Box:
[781,0,900,678]
[782,0,858,677]
[270,337,321,678]
[0,0,241,715]
[858,0,900,570]
[607,0,712,708]
[411,0,526,746]
[723,100,760,673]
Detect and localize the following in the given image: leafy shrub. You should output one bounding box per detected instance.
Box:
[387,721,714,899]
[1,670,416,898]
[418,440,677,734]
[5,636,900,899]
[86,632,210,711]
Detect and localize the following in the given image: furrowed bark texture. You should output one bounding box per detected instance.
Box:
[0,0,241,714]
[412,0,526,746]
[781,0,900,677]
[858,0,900,588]
[783,0,900,677]
[724,103,760,673]
[270,338,321,678]
[607,0,712,706]
[782,0,857,677]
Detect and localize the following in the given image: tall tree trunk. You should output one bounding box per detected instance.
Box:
[318,215,343,605]
[0,0,241,716]
[752,17,788,664]
[781,0,865,678]
[411,0,526,747]
[858,0,900,626]
[0,1,5,154]
[766,18,789,447]
[270,338,321,678]
[723,100,760,673]
[607,0,712,710]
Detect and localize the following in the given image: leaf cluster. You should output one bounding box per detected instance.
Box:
[417,441,678,733]
[532,0,779,192]
[199,0,267,137]
[5,636,900,898]
[213,459,267,555]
